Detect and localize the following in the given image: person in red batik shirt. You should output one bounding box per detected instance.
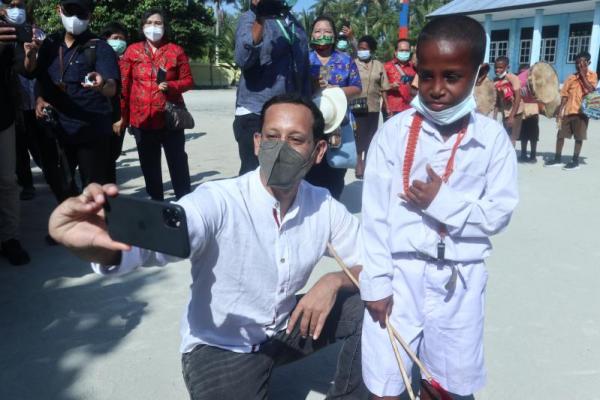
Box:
[120,8,194,201]
[383,39,416,119]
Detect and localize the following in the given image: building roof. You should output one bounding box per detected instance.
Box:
[429,0,591,17]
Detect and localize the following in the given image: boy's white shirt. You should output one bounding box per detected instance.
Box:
[359,108,519,301]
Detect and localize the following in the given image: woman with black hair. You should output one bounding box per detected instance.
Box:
[305,15,361,199]
[353,35,389,178]
[120,8,194,201]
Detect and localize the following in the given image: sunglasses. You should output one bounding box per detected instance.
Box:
[61,5,90,20]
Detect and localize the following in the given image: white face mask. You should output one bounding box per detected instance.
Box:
[496,70,507,79]
[144,26,164,42]
[60,12,89,36]
[357,50,371,61]
[410,65,481,126]
[6,8,26,25]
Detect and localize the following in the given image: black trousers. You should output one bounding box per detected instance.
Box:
[132,127,191,201]
[305,159,347,200]
[15,110,41,189]
[181,292,367,400]
[233,113,261,176]
[108,131,126,184]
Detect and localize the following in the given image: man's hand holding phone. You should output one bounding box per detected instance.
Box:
[82,72,104,90]
[49,183,131,265]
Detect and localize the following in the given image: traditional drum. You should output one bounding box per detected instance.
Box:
[474,76,496,116]
[517,62,561,118]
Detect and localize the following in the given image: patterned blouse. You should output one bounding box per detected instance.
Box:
[309,49,362,90]
[120,41,194,130]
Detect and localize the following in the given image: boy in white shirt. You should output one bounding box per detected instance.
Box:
[359,16,519,399]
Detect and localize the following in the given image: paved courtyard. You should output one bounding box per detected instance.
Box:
[1,89,599,400]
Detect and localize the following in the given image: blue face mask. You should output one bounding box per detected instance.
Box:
[410,66,481,126]
[357,50,371,60]
[337,40,349,51]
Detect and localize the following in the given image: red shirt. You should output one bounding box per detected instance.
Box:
[384,60,416,113]
[121,41,194,130]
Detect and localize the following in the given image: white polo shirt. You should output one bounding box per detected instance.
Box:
[93,169,360,353]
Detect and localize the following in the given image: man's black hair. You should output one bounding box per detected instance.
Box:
[417,15,486,69]
[311,15,337,43]
[576,51,591,62]
[260,93,326,142]
[358,35,377,52]
[495,56,509,65]
[140,8,170,41]
[100,22,128,40]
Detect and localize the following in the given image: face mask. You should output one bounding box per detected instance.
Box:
[496,70,507,79]
[108,39,127,56]
[410,65,481,126]
[6,7,26,25]
[258,140,315,191]
[357,50,371,61]
[336,40,348,51]
[144,26,164,42]
[61,12,89,36]
[397,51,411,62]
[311,36,334,46]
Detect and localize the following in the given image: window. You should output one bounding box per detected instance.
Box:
[541,38,557,63]
[520,40,531,64]
[489,29,510,63]
[568,23,592,63]
[541,25,559,64]
[520,27,533,65]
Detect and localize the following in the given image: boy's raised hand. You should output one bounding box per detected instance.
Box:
[400,165,442,210]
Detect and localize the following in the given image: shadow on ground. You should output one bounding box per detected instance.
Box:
[0,178,163,400]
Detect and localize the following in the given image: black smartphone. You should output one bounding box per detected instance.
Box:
[156,67,167,84]
[104,195,191,258]
[15,23,33,43]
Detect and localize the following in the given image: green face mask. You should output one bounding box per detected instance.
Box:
[311,36,335,46]
[397,51,411,62]
[337,40,349,50]
[108,39,127,56]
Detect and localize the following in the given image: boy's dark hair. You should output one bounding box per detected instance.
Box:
[100,22,128,40]
[358,35,377,51]
[417,15,486,69]
[495,56,509,65]
[140,8,170,41]
[311,15,337,43]
[260,93,326,142]
[576,51,591,62]
[518,63,529,72]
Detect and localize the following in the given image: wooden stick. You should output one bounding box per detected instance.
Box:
[327,243,359,287]
[389,323,433,382]
[386,315,416,400]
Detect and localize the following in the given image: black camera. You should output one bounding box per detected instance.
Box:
[254,0,293,18]
[41,106,58,128]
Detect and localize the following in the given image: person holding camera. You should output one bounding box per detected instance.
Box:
[383,38,416,120]
[233,0,311,175]
[25,0,120,193]
[0,3,31,265]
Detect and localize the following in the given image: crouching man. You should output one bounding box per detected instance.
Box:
[49,93,367,400]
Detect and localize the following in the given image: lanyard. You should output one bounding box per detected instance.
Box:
[58,45,82,87]
[276,19,295,45]
[403,113,468,259]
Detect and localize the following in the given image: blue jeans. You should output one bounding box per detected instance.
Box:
[181,292,367,400]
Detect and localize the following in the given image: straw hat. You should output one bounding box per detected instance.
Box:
[313,87,347,133]
[528,62,560,104]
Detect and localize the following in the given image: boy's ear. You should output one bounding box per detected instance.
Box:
[476,63,490,86]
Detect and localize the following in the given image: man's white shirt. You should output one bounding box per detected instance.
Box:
[360,109,519,301]
[93,169,360,354]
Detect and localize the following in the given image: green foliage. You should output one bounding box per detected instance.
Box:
[28,0,215,59]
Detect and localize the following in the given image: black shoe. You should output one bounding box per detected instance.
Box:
[518,155,528,163]
[1,239,30,266]
[563,160,580,171]
[527,155,538,164]
[19,186,36,201]
[544,158,563,167]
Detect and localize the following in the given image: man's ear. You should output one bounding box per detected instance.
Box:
[253,132,262,157]
[313,139,328,165]
[476,63,490,86]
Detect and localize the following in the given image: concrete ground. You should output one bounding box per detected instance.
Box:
[0,89,599,400]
